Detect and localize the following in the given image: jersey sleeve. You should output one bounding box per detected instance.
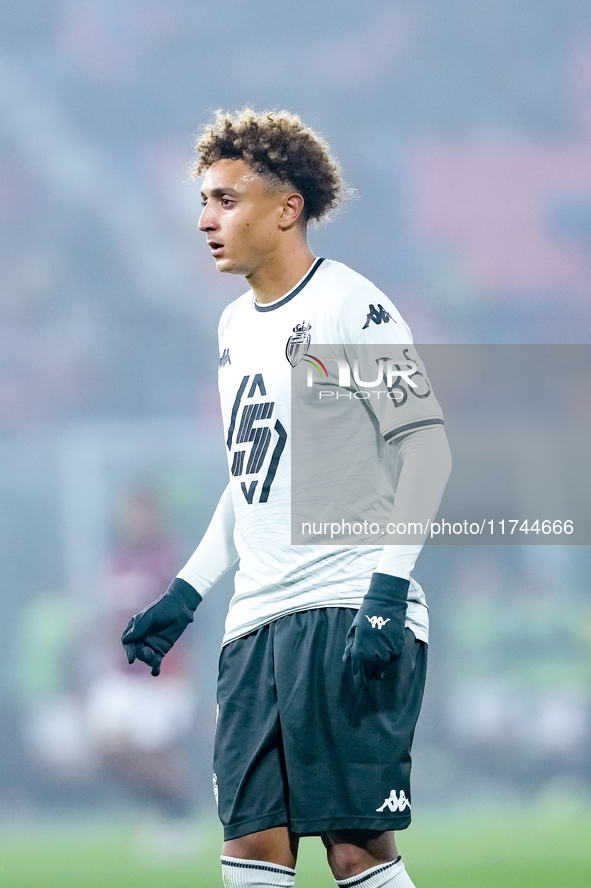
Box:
[376,426,452,579]
[176,483,239,596]
[337,285,445,443]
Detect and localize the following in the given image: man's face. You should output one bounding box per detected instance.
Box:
[198,158,287,276]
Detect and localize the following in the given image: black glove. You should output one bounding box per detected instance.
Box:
[121,577,202,676]
[343,572,409,688]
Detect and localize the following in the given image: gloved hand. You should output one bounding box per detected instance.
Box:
[343,573,409,687]
[121,577,202,676]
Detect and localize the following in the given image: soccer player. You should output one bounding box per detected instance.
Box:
[122,110,452,888]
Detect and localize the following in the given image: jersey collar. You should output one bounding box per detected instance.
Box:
[253,257,325,312]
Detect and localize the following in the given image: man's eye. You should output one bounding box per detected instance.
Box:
[221,197,233,207]
[200,198,207,207]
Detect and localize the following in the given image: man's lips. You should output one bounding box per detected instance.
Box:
[207,241,224,256]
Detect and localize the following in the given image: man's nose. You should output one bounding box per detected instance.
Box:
[198,204,217,231]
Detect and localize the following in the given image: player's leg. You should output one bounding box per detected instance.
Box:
[221,827,299,886]
[215,626,297,887]
[223,826,299,867]
[322,829,416,886]
[322,828,398,877]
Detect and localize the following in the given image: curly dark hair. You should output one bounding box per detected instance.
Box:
[191,109,345,223]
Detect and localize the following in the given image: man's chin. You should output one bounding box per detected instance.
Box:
[214,257,245,275]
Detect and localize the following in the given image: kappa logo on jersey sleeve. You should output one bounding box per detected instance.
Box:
[362,303,393,329]
[219,348,231,367]
[226,373,287,504]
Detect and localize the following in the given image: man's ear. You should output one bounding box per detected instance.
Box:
[279,191,306,230]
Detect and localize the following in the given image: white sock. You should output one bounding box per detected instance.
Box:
[221,856,296,888]
[335,857,416,888]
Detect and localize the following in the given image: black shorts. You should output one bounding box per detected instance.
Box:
[213,608,427,840]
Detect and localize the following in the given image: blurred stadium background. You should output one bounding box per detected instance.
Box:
[1,1,590,884]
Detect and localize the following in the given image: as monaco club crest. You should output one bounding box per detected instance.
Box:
[286,321,311,367]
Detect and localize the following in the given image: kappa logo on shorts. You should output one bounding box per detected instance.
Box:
[376,789,411,813]
[213,772,219,806]
[365,615,391,629]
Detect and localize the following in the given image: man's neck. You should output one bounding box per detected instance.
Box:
[247,242,317,305]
